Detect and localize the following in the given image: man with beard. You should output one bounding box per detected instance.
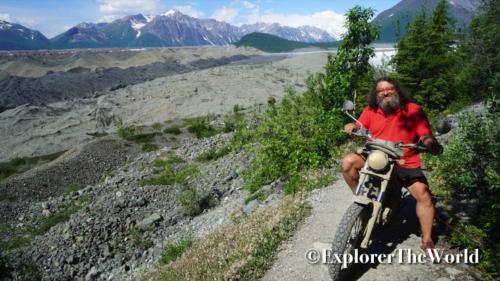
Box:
[342,77,442,252]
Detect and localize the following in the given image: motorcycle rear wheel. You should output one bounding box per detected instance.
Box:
[328,203,370,281]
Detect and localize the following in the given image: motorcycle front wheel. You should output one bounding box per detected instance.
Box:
[328,203,370,281]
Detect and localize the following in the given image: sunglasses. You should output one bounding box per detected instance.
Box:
[376,87,396,94]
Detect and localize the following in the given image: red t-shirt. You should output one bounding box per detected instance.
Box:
[357,102,432,168]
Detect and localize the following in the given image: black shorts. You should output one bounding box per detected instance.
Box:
[395,166,427,187]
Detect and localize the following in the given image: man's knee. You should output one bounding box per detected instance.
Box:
[342,153,364,172]
[408,182,433,207]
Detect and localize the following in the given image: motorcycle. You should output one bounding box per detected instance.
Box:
[328,101,450,280]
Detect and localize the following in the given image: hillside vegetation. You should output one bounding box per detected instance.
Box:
[234,32,339,53]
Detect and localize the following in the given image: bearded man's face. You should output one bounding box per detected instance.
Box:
[376,81,400,115]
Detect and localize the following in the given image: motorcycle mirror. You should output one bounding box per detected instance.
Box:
[436,119,451,135]
[342,100,355,111]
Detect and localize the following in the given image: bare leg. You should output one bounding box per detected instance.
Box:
[407,181,435,243]
[342,153,365,193]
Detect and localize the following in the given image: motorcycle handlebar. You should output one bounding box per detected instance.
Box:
[350,128,430,152]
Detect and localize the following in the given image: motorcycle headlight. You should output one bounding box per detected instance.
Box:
[367,150,389,171]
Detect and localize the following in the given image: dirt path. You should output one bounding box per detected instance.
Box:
[261,178,477,281]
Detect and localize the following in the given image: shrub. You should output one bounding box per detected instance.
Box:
[0,150,65,181]
[141,143,159,152]
[152,122,163,132]
[63,184,82,195]
[164,125,182,135]
[186,118,219,139]
[142,158,198,186]
[222,112,244,133]
[233,104,244,113]
[178,186,201,216]
[129,226,154,250]
[240,87,346,193]
[160,236,194,265]
[196,145,232,162]
[425,109,499,278]
[117,126,157,143]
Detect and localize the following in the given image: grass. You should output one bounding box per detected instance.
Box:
[63,183,82,196]
[31,194,91,236]
[129,226,154,250]
[178,186,201,216]
[164,125,182,135]
[152,122,163,132]
[184,117,219,139]
[160,236,194,265]
[0,194,91,253]
[142,156,198,186]
[137,194,310,281]
[117,126,158,144]
[142,143,159,152]
[0,150,66,181]
[195,145,232,162]
[118,126,161,152]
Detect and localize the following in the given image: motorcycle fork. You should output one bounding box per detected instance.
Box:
[353,163,395,249]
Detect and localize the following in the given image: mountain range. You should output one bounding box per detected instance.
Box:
[0,0,481,50]
[0,20,51,50]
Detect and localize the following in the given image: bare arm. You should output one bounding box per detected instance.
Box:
[344,123,357,135]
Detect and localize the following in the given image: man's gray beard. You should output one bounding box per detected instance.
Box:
[379,94,400,115]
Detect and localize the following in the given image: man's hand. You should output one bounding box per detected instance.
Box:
[344,123,357,135]
[419,135,443,155]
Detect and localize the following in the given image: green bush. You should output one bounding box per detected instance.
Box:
[222,112,244,133]
[428,112,499,194]
[240,86,346,193]
[196,145,232,162]
[142,158,198,186]
[178,186,201,216]
[160,236,194,265]
[186,118,219,139]
[129,226,154,250]
[63,184,82,195]
[0,150,66,181]
[425,109,499,279]
[141,143,159,152]
[117,126,157,143]
[164,125,182,135]
[152,122,163,132]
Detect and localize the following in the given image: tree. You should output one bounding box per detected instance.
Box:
[392,0,457,111]
[240,6,380,191]
[322,5,379,111]
[456,0,500,101]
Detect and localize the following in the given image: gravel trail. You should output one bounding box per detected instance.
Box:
[261,178,477,281]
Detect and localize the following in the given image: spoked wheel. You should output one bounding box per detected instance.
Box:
[328,203,370,281]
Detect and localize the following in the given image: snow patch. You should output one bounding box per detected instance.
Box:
[163,9,176,17]
[131,20,145,30]
[0,22,13,29]
[202,35,215,46]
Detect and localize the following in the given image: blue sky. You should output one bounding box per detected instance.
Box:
[0,0,400,38]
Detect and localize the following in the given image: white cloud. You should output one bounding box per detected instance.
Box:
[242,1,257,9]
[245,10,345,39]
[0,13,11,22]
[212,7,239,23]
[0,13,38,28]
[98,0,161,21]
[173,5,205,18]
